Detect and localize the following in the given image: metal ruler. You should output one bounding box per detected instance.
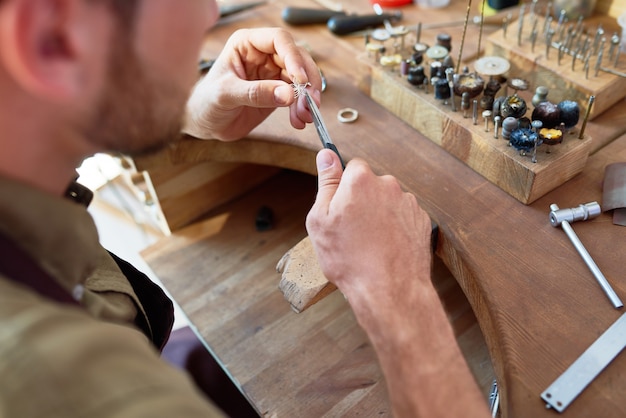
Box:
[541,313,626,413]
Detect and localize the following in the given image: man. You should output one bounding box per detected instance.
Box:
[0,0,489,417]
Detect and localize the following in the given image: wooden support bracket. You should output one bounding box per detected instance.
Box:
[276,236,336,313]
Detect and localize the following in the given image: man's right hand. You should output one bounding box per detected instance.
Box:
[305,149,433,331]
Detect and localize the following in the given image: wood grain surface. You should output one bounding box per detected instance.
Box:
[136,0,626,416]
[276,236,337,313]
[142,170,495,416]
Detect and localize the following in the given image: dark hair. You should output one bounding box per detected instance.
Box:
[0,1,140,28]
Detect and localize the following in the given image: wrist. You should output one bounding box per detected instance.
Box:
[181,107,207,139]
[349,272,445,350]
[182,78,214,140]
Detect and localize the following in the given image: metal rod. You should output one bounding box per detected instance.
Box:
[446,68,456,112]
[456,0,473,74]
[489,379,499,418]
[578,95,594,139]
[550,204,623,309]
[543,3,551,34]
[494,116,501,139]
[517,3,525,46]
[600,66,626,77]
[472,99,478,125]
[483,110,491,131]
[476,0,486,59]
[546,29,555,59]
[503,13,510,38]
[595,37,605,76]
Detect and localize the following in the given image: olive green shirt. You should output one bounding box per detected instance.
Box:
[0,176,224,417]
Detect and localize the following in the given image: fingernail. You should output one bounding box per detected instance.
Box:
[274,85,290,106]
[292,68,307,85]
[301,69,310,86]
[316,150,334,170]
[313,89,321,103]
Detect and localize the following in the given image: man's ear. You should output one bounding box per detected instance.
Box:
[0,0,109,102]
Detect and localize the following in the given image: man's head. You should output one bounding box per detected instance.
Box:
[0,0,217,193]
[87,0,219,156]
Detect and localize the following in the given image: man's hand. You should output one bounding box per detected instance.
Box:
[305,150,491,418]
[305,149,433,328]
[184,27,321,141]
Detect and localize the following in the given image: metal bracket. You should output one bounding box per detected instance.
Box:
[541,314,626,412]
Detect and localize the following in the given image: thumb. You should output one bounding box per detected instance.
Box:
[232,80,294,108]
[313,149,343,212]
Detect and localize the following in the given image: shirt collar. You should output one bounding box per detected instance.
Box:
[0,176,101,294]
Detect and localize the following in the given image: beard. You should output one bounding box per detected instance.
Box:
[85,31,189,157]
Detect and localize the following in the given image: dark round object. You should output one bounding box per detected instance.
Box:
[483,79,502,97]
[430,61,443,79]
[436,33,452,51]
[500,95,527,119]
[492,96,506,118]
[255,206,274,231]
[453,73,485,98]
[411,52,423,66]
[518,117,531,129]
[480,95,495,110]
[509,128,541,152]
[557,100,580,129]
[434,78,451,100]
[489,0,520,9]
[407,66,426,86]
[531,101,561,128]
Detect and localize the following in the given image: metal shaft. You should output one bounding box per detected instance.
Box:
[578,95,594,139]
[550,204,623,309]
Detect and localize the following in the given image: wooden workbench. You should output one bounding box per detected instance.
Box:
[138,0,626,416]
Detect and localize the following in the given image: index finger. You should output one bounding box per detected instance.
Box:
[231,28,322,92]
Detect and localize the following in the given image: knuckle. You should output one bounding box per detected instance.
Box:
[381,174,402,191]
[345,160,369,181]
[247,83,262,106]
[305,210,322,235]
[319,176,340,190]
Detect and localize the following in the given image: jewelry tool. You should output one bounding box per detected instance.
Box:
[327,11,402,35]
[549,202,623,309]
[219,1,266,19]
[542,313,626,412]
[281,7,346,25]
[302,89,346,169]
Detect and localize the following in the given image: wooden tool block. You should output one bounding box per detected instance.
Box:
[484,14,626,120]
[276,236,335,313]
[365,62,592,204]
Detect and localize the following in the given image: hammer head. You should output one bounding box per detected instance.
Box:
[549,202,602,227]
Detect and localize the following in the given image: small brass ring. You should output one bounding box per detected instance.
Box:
[337,108,358,123]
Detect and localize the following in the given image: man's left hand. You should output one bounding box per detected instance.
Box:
[184,27,322,141]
